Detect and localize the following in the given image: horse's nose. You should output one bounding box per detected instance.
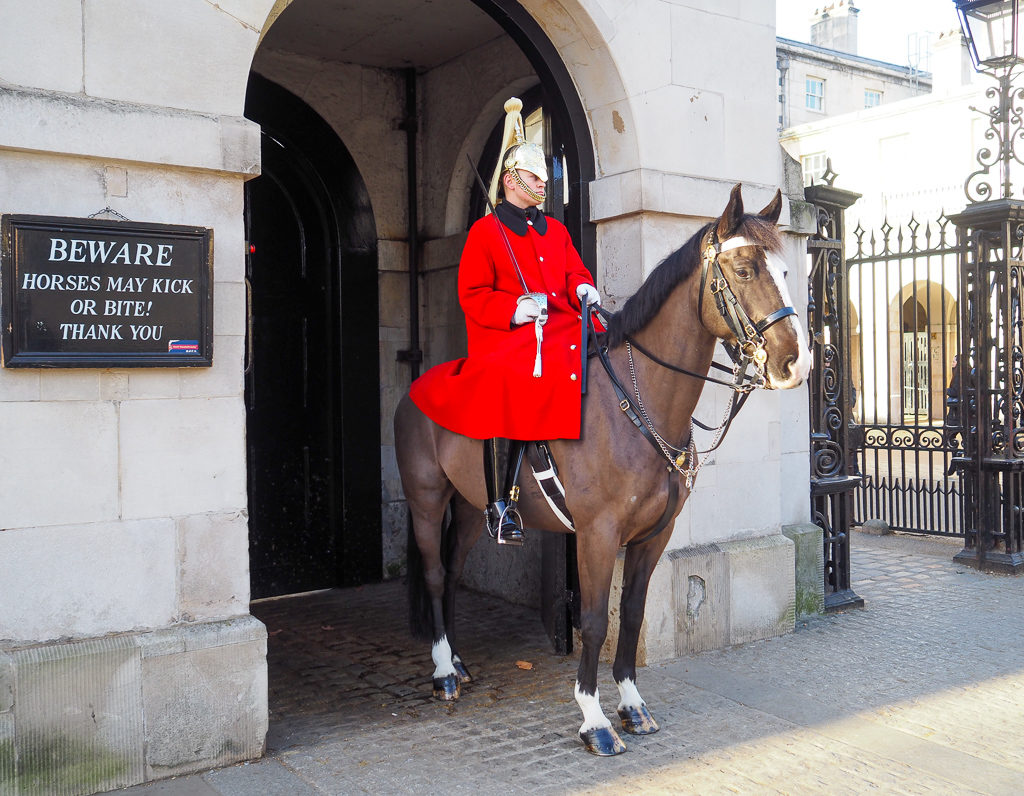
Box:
[780,354,799,383]
[776,347,811,388]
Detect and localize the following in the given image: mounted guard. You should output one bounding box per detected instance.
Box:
[409,97,601,545]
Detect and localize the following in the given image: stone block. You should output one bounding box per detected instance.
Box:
[587,98,640,179]
[119,397,247,519]
[595,216,644,305]
[780,451,811,525]
[641,550,678,664]
[39,371,101,401]
[685,464,782,544]
[462,528,542,610]
[180,335,244,399]
[0,519,176,641]
[783,523,825,618]
[0,401,118,529]
[0,617,267,794]
[379,271,410,329]
[721,534,795,645]
[177,511,250,621]
[0,0,83,93]
[214,280,246,337]
[84,0,257,116]
[609,3,672,94]
[7,635,145,794]
[140,618,267,780]
[0,709,12,792]
[0,88,260,177]
[99,372,129,401]
[126,369,182,400]
[0,369,40,402]
[637,84,725,178]
[0,652,12,712]
[381,500,408,579]
[670,544,729,655]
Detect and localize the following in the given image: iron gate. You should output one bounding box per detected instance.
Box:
[845,213,966,537]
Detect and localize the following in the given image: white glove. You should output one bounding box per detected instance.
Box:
[513,296,542,326]
[577,283,601,307]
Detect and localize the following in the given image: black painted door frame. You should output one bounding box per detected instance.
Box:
[244,74,382,598]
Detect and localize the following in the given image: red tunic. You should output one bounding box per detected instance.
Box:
[409,212,595,440]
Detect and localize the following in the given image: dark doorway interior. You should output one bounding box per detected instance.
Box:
[244,73,382,598]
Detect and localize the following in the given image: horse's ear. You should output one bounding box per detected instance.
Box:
[717,183,744,240]
[759,189,783,224]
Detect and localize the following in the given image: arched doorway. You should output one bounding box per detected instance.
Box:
[244,73,381,598]
[248,0,597,651]
[901,296,929,419]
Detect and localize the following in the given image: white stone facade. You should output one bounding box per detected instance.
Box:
[0,1,812,791]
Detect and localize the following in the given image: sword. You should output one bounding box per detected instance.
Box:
[466,154,548,377]
[466,154,532,295]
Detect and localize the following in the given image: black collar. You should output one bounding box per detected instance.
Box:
[494,201,547,236]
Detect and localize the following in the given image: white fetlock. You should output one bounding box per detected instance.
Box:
[431,635,456,679]
[615,677,645,713]
[574,681,611,734]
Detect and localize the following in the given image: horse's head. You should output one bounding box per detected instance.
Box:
[698,184,811,390]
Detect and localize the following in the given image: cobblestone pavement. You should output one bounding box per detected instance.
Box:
[107,533,1024,795]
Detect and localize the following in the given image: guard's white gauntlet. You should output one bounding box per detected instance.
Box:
[576,283,601,307]
[513,296,542,326]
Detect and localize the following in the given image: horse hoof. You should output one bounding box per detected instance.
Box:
[432,674,461,701]
[452,655,472,684]
[579,726,627,756]
[618,704,660,735]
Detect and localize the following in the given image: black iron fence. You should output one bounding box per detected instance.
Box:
[845,212,966,537]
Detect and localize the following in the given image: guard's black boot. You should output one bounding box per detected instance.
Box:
[484,438,525,545]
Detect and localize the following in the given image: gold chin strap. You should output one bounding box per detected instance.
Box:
[509,168,545,205]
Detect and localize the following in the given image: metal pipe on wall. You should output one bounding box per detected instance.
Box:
[398,67,422,379]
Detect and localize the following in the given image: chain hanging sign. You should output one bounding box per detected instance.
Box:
[1,214,213,367]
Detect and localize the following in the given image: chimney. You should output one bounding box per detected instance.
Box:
[930,28,976,91]
[810,1,859,55]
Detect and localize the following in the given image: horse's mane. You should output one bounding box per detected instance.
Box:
[603,214,783,348]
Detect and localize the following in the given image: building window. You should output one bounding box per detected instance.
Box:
[865,90,882,108]
[806,78,825,112]
[801,152,828,186]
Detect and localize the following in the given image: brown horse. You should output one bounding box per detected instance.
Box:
[394,184,810,755]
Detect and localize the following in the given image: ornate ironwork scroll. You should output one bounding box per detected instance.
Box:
[805,181,864,610]
[965,70,1024,203]
[949,199,1024,573]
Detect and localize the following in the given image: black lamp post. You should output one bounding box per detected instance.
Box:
[949,0,1024,573]
[956,0,1024,201]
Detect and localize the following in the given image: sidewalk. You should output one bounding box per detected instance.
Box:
[106,532,1024,795]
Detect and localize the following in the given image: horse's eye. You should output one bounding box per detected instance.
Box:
[733,267,752,280]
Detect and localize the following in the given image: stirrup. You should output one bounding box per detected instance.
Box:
[485,504,524,546]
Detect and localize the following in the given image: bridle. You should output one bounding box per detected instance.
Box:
[698,228,797,385]
[592,228,799,492]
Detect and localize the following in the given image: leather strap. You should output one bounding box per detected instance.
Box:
[626,471,681,548]
[527,442,574,531]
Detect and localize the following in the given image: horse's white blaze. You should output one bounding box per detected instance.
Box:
[615,677,646,711]
[574,681,611,733]
[765,251,812,388]
[431,635,456,679]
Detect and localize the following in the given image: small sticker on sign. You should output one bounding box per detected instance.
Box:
[168,339,199,354]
